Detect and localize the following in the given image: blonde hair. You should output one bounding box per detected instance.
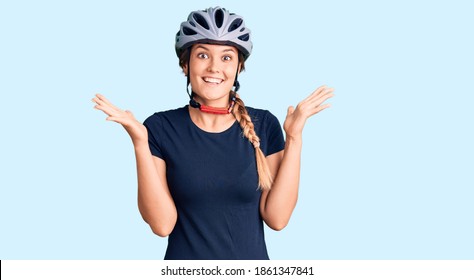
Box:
[232,93,273,190]
[179,48,273,190]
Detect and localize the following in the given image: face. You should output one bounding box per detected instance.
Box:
[184,44,240,107]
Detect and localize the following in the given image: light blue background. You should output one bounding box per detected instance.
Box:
[1,0,473,259]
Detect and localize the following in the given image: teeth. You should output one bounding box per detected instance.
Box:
[204,77,223,84]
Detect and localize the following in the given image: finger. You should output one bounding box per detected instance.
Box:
[297,92,332,114]
[307,103,331,117]
[95,94,122,111]
[95,93,110,103]
[106,116,133,127]
[301,86,333,106]
[106,116,120,122]
[287,106,295,116]
[314,103,331,114]
[92,96,114,109]
[305,87,334,105]
[308,87,334,102]
[92,97,106,106]
[321,87,335,96]
[94,104,118,117]
[96,94,116,108]
[303,85,327,102]
[106,116,128,124]
[308,103,331,118]
[93,98,123,115]
[312,92,335,107]
[94,104,111,115]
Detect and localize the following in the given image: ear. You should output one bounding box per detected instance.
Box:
[182,64,188,76]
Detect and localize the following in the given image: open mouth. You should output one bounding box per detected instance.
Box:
[203,77,224,85]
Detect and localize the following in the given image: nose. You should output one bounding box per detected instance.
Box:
[207,58,220,73]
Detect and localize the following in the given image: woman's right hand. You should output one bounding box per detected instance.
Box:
[92,94,148,145]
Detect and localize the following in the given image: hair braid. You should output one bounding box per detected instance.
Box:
[232,92,273,190]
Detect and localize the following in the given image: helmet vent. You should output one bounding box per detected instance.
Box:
[193,13,210,30]
[228,18,243,32]
[215,9,224,28]
[182,27,197,36]
[238,33,250,42]
[176,31,181,42]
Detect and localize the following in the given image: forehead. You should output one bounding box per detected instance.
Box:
[192,44,238,53]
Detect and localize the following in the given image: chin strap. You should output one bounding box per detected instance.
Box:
[187,84,236,114]
[201,94,236,114]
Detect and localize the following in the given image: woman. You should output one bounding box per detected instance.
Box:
[92,7,334,260]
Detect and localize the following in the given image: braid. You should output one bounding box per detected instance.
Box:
[232,92,273,190]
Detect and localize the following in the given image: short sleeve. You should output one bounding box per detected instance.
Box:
[263,111,285,156]
[143,114,164,159]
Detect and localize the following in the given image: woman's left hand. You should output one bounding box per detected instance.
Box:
[283,85,334,140]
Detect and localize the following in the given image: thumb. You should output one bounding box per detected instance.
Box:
[287,106,295,116]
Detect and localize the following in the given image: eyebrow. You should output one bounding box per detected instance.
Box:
[194,45,236,53]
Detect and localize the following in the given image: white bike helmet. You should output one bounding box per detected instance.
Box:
[175,7,252,60]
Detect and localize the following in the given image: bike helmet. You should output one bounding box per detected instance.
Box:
[175,7,252,60]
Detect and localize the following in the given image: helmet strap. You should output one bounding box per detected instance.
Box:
[233,58,241,92]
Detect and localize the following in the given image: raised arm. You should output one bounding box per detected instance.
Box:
[260,86,334,230]
[92,94,177,237]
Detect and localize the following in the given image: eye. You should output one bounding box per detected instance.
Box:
[197,53,209,59]
[222,55,232,61]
